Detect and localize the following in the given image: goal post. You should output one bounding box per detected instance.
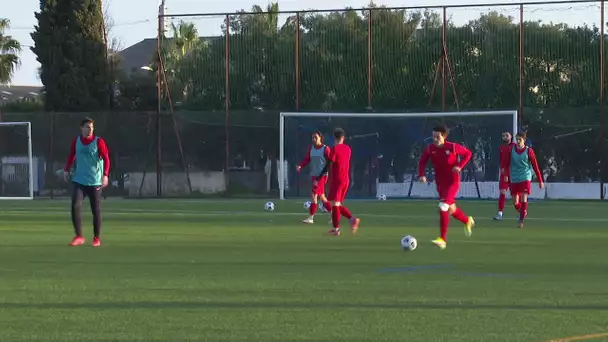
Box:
[279,110,518,200]
[0,121,34,200]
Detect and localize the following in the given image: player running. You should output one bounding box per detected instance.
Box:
[507,132,544,229]
[316,128,360,236]
[417,124,475,250]
[494,131,515,220]
[64,118,110,247]
[297,131,333,224]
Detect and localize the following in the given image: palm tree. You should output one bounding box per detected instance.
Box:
[162,21,201,102]
[170,21,199,57]
[0,18,21,84]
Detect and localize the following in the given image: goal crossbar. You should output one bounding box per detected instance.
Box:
[0,121,34,200]
[278,110,518,200]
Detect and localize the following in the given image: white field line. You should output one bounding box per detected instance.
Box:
[1,207,608,223]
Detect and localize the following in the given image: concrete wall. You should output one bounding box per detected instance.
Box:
[127,171,226,196]
[126,170,269,196]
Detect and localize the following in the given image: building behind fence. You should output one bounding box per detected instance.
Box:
[1,0,608,199]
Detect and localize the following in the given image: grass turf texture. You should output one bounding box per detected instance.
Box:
[1,199,608,342]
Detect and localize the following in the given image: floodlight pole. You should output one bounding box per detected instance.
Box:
[156,3,163,197]
[157,50,193,194]
[600,0,605,199]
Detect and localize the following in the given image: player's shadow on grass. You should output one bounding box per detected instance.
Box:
[2,301,608,311]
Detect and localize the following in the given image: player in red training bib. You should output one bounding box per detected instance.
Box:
[297,131,333,224]
[417,124,475,249]
[494,132,515,220]
[316,128,360,236]
[507,132,544,229]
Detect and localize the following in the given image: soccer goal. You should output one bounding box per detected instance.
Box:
[279,110,518,200]
[0,121,34,200]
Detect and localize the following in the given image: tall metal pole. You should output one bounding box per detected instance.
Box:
[441,7,447,111]
[367,9,373,109]
[156,7,163,197]
[225,15,231,191]
[49,112,54,199]
[519,4,524,129]
[600,0,605,199]
[295,13,301,111]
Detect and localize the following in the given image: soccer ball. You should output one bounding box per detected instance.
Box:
[401,235,418,251]
[265,201,275,212]
[378,194,387,201]
[304,201,311,210]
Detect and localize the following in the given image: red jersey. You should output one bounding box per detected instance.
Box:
[499,142,515,176]
[64,135,111,177]
[327,143,351,183]
[418,141,472,185]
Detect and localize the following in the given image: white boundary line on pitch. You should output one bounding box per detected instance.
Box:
[547,332,608,342]
[2,208,608,223]
[9,198,608,207]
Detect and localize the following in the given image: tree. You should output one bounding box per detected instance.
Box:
[0,19,21,85]
[156,3,606,182]
[31,0,110,111]
[161,21,203,105]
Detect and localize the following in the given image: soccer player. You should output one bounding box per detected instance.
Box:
[417,124,475,249]
[296,131,333,224]
[316,128,360,236]
[494,131,514,220]
[508,132,544,228]
[63,118,110,247]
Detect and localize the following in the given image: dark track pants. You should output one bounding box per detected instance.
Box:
[71,182,102,237]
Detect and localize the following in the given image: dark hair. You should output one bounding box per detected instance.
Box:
[80,117,94,127]
[516,131,527,139]
[333,127,345,140]
[313,130,324,143]
[432,124,449,136]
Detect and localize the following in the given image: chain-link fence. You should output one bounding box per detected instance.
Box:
[2,1,607,199]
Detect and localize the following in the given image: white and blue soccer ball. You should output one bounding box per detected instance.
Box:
[304,201,311,210]
[401,235,418,251]
[264,201,275,212]
[378,194,387,201]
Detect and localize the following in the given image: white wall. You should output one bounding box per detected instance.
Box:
[126,171,226,196]
[377,181,607,200]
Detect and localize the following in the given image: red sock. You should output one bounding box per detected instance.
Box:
[520,202,528,221]
[339,206,352,219]
[498,194,506,211]
[514,202,521,212]
[322,201,332,212]
[331,205,341,229]
[440,211,449,241]
[451,208,469,224]
[309,203,317,216]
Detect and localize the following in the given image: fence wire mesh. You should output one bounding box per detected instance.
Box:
[3,1,607,198]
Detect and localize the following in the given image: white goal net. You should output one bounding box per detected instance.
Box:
[279,111,518,200]
[0,122,34,199]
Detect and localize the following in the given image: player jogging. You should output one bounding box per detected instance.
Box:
[507,132,544,229]
[297,131,333,224]
[316,128,360,236]
[64,118,110,247]
[494,132,514,220]
[417,124,475,249]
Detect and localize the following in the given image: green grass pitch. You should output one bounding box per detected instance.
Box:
[1,198,608,341]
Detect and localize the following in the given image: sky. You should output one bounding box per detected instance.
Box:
[2,0,601,86]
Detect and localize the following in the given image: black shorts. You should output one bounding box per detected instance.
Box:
[72,182,102,200]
